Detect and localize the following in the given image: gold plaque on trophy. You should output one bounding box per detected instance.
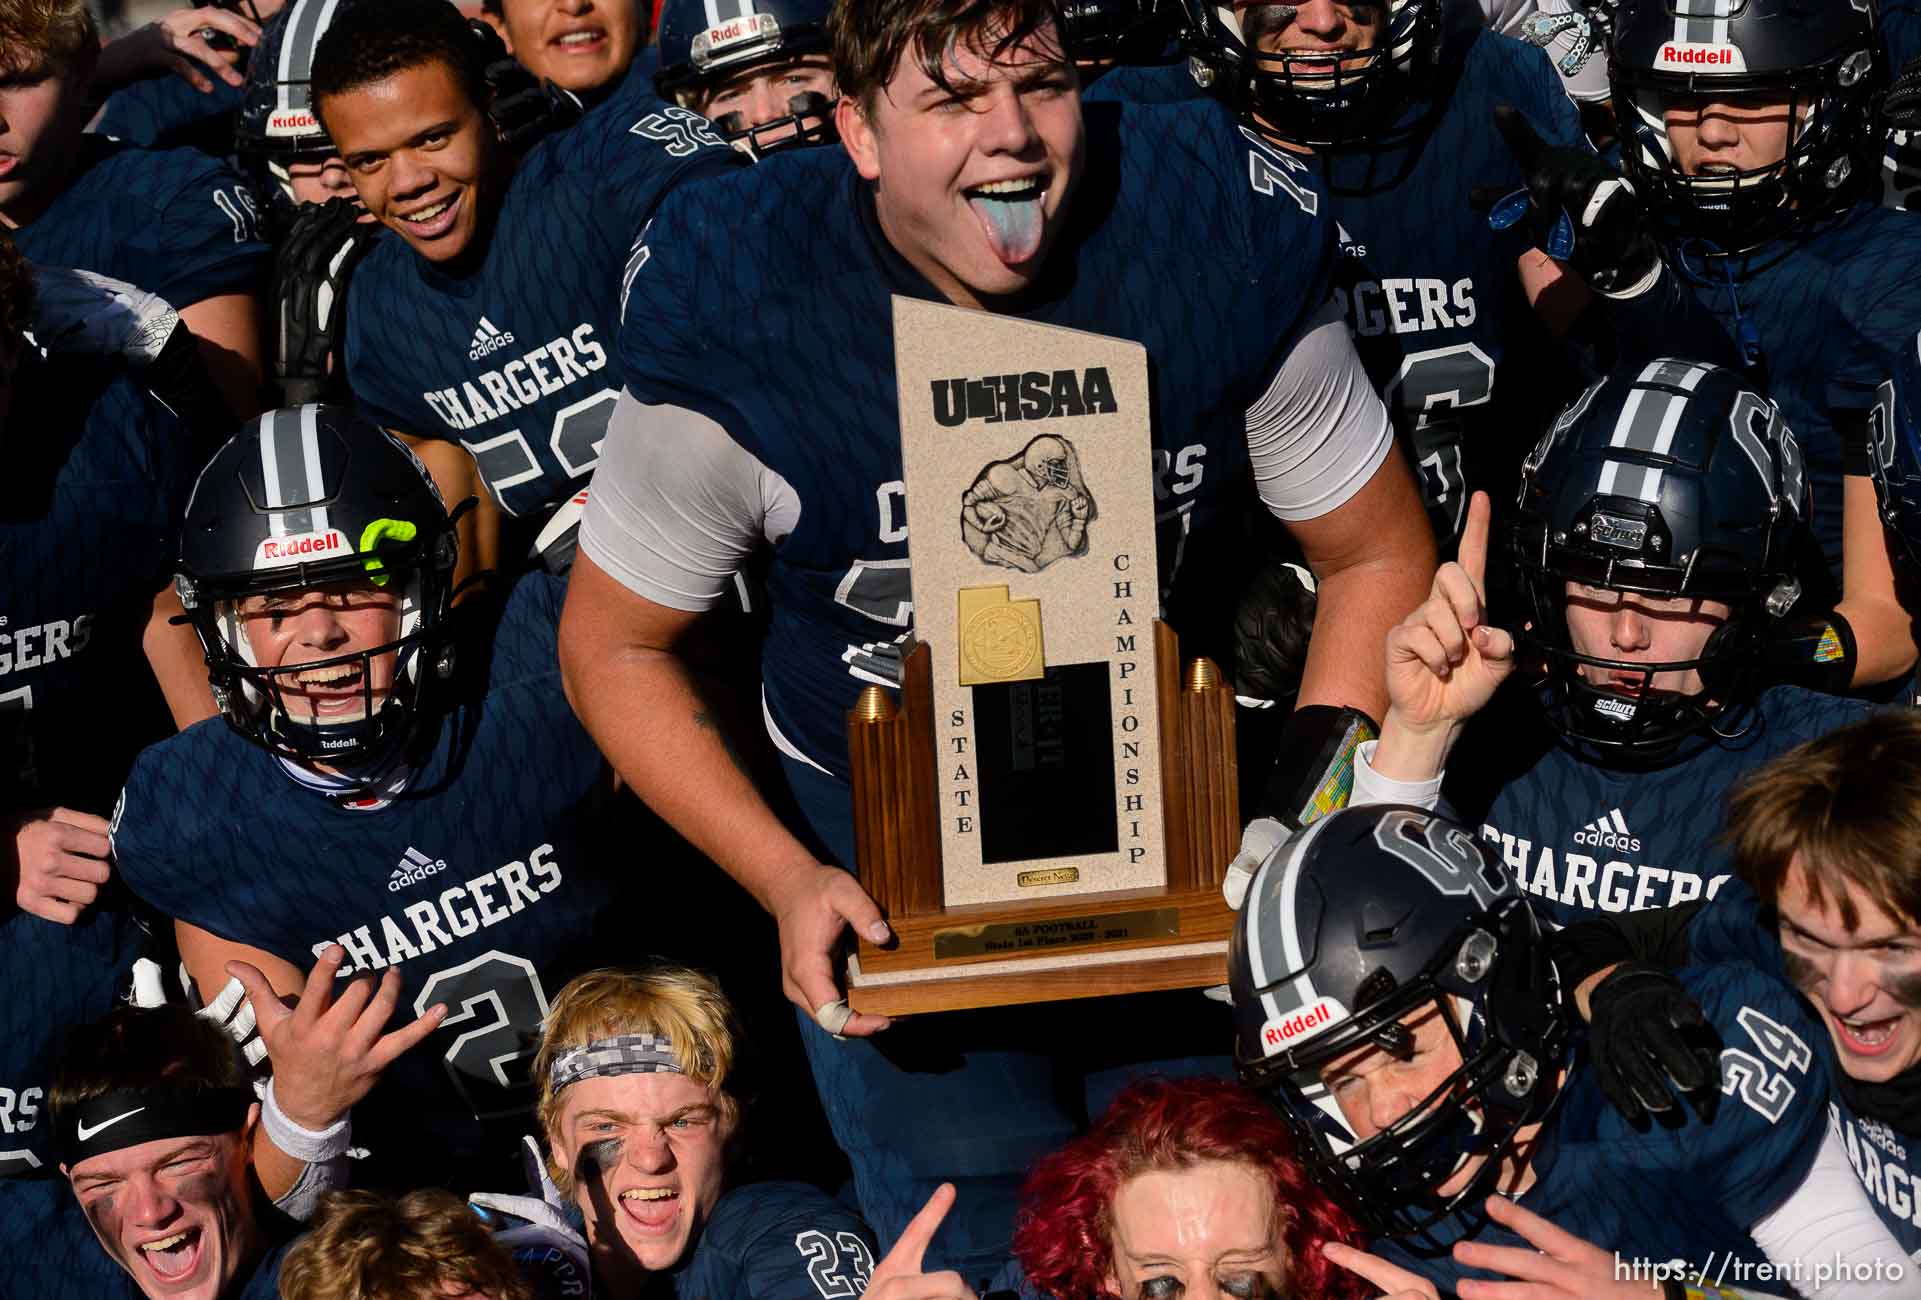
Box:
[843,298,1241,1016]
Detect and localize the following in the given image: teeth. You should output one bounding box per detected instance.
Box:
[621,1187,677,1201]
[405,199,452,223]
[297,664,359,685]
[557,30,600,43]
[971,178,1041,196]
[141,1232,190,1253]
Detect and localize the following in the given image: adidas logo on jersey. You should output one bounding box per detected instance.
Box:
[1859,1115,1909,1163]
[1574,809,1641,854]
[389,846,448,893]
[468,317,516,362]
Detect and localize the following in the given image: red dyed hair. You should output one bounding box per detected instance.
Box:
[1013,1077,1367,1300]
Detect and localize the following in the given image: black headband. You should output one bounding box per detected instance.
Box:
[54,1087,255,1169]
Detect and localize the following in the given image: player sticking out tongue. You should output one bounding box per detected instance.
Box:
[968,176,1050,265]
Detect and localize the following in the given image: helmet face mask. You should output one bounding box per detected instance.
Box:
[1513,359,1808,760]
[234,0,358,205]
[1181,0,1442,148]
[1607,0,1879,259]
[655,0,840,158]
[177,406,459,777]
[1230,807,1570,1240]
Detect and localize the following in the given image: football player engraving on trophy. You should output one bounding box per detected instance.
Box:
[843,297,1240,1015]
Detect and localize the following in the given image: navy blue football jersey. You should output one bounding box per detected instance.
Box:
[667,1182,877,1300]
[2,353,193,815]
[1079,61,1207,104]
[10,135,265,311]
[1624,203,1921,581]
[110,572,621,1189]
[1378,963,1829,1292]
[1317,26,1585,543]
[1445,686,1874,927]
[94,75,246,156]
[616,96,1336,780]
[1679,880,1921,1259]
[1879,1,1921,211]
[343,67,742,521]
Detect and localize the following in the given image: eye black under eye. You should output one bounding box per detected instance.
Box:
[1140,1277,1183,1300]
[1217,1274,1266,1300]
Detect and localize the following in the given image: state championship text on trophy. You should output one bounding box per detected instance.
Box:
[843,298,1240,1015]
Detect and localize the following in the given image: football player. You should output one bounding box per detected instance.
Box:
[108,405,635,1193]
[1,0,270,416]
[0,248,217,1298]
[298,0,740,549]
[283,1188,577,1300]
[1552,710,1921,1265]
[1499,0,1921,690]
[50,985,440,1300]
[654,0,839,157]
[1231,802,1911,1296]
[1354,360,1875,927]
[230,0,360,217]
[1180,0,1593,547]
[559,0,1434,1280]
[89,2,266,155]
[468,965,882,1300]
[478,0,652,104]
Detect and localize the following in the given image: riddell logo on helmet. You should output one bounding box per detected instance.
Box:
[267,109,317,135]
[1655,42,1745,71]
[253,529,350,568]
[1260,996,1347,1056]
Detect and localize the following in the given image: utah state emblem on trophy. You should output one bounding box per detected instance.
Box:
[843,298,1240,1015]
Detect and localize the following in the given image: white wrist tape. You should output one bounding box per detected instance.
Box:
[262,1078,353,1164]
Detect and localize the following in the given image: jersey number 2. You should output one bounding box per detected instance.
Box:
[415,951,553,1121]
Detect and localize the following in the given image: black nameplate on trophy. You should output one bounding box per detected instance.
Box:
[973,663,1118,865]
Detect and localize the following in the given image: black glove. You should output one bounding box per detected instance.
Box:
[275,196,376,407]
[1231,559,1317,705]
[1761,609,1856,693]
[1888,55,1921,133]
[1588,961,1723,1126]
[1486,104,1664,298]
[469,18,584,153]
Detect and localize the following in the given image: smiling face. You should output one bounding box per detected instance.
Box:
[1661,93,1794,181]
[488,0,645,96]
[1242,0,1384,61]
[1562,582,1732,697]
[1104,1162,1285,1300]
[1778,859,1921,1084]
[835,20,1083,310]
[550,1072,733,1283]
[234,580,402,725]
[67,1132,259,1300]
[0,46,92,227]
[321,59,501,265]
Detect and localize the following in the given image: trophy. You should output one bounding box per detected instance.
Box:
[843,299,1240,1015]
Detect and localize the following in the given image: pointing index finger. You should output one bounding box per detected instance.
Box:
[1493,104,1547,174]
[877,1183,956,1280]
[1458,491,1492,593]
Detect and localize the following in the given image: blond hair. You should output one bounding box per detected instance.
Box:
[0,0,96,73]
[535,965,741,1190]
[279,1189,533,1300]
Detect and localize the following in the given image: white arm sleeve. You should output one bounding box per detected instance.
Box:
[1246,298,1395,523]
[1748,1125,1917,1299]
[578,389,800,611]
[1351,739,1445,810]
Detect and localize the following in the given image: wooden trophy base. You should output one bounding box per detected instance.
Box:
[845,623,1239,1016]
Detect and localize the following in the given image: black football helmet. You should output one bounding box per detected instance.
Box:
[1180,0,1443,146]
[234,0,361,204]
[175,405,460,772]
[1608,0,1880,257]
[1513,358,1809,758]
[654,0,837,157]
[1230,804,1569,1240]
[1869,338,1921,577]
[1061,0,1188,65]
